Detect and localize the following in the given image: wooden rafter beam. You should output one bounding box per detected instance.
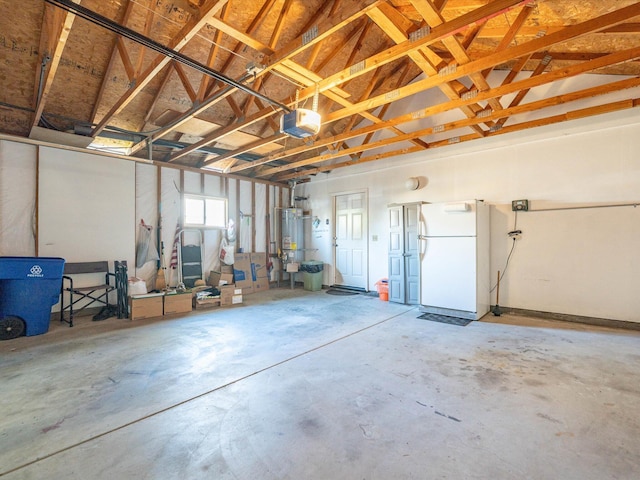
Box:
[205,57,424,169]
[115,37,136,83]
[171,2,408,163]
[409,0,503,113]
[275,145,425,181]
[465,23,640,39]
[134,0,156,77]
[317,2,640,126]
[269,0,294,49]
[91,0,141,123]
[133,0,335,157]
[196,1,230,103]
[241,75,264,118]
[361,61,414,146]
[342,65,386,134]
[205,21,370,169]
[302,98,640,181]
[203,0,275,99]
[131,0,272,154]
[291,0,534,104]
[252,98,281,133]
[480,1,534,77]
[32,1,78,129]
[143,66,173,124]
[435,50,639,65]
[202,1,512,169]
[368,3,487,137]
[173,61,197,104]
[264,0,387,73]
[274,95,640,182]
[251,46,640,178]
[141,0,639,172]
[205,16,272,55]
[496,53,552,126]
[90,0,229,136]
[205,134,287,172]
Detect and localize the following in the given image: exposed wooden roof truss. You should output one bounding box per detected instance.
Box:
[1,0,639,183]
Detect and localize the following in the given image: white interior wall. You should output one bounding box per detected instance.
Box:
[1,139,275,296]
[38,146,136,266]
[37,146,136,310]
[300,108,640,323]
[0,141,36,256]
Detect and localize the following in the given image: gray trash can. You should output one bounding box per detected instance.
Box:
[300,261,324,291]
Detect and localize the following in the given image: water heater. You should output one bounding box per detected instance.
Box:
[280,207,304,264]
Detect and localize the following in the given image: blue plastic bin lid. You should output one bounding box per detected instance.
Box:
[0,257,66,280]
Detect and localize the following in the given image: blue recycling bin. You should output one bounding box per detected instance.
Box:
[0,257,65,339]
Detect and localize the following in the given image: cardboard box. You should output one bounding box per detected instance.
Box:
[163,293,192,315]
[208,271,234,287]
[220,285,243,306]
[252,276,270,292]
[250,252,268,278]
[233,253,254,293]
[220,265,234,274]
[193,297,221,310]
[129,294,163,320]
[250,252,269,292]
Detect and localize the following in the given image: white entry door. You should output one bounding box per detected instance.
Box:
[334,192,367,289]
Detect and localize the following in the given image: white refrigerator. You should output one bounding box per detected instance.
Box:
[419,200,490,320]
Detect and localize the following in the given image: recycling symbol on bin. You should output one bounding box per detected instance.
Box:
[30,265,43,275]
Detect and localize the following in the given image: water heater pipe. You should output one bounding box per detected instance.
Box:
[288,180,297,208]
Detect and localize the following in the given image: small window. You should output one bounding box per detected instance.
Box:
[183,194,227,228]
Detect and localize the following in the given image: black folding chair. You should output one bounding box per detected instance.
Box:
[60,261,116,327]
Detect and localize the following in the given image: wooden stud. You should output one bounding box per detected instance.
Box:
[251,181,256,252]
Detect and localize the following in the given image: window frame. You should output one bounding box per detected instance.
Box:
[183,193,228,229]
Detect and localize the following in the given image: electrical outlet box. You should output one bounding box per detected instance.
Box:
[512,199,529,211]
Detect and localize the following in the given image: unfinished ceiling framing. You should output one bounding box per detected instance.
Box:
[1,0,639,183]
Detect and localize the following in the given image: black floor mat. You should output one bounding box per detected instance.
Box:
[326,288,359,296]
[417,313,472,327]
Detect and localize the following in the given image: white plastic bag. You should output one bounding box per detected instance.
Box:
[219,238,235,265]
[128,277,148,296]
[135,220,159,268]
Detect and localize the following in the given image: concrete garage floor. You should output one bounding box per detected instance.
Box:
[1,288,639,479]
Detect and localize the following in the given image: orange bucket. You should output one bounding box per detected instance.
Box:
[375,279,389,301]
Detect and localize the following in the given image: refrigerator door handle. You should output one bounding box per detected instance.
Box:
[418,219,427,261]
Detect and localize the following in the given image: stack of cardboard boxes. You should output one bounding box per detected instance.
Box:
[129,291,193,320]
[197,252,270,310]
[130,252,271,317]
[231,252,269,294]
